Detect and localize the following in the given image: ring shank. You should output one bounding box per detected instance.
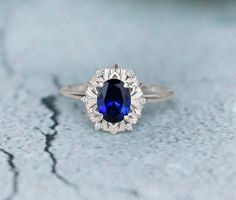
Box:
[141,84,174,102]
[60,84,174,102]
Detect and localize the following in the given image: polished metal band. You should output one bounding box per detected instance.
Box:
[60,84,174,102]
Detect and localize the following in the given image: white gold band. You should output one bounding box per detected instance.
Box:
[60,84,174,103]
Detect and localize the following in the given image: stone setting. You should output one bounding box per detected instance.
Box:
[82,65,144,134]
[97,79,131,123]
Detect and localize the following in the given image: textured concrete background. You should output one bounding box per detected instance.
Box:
[0,1,236,200]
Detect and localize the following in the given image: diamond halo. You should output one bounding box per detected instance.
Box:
[82,64,146,134]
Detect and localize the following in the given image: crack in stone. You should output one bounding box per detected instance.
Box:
[0,148,19,200]
[42,96,59,131]
[0,29,14,76]
[40,96,78,191]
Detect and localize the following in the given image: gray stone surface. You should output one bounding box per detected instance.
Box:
[0,1,236,200]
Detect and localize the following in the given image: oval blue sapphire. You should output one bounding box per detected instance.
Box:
[97,79,131,123]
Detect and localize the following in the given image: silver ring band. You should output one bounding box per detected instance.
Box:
[60,84,174,103]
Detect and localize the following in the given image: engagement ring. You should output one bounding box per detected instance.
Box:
[60,64,174,134]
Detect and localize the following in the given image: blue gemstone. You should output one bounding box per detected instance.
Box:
[97,79,131,123]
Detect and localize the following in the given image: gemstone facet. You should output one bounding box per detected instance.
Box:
[97,79,131,123]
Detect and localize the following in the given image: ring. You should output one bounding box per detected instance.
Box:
[60,64,174,134]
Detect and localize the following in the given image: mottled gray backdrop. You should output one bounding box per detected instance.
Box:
[0,1,236,200]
